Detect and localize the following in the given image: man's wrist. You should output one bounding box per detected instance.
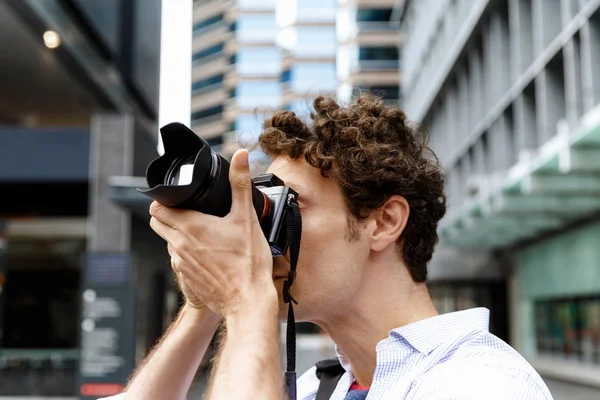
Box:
[181,303,221,329]
[225,288,279,323]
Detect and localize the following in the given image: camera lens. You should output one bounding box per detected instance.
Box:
[140,123,269,220]
[165,155,196,186]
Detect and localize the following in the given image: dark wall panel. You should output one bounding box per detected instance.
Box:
[70,0,121,59]
[131,0,162,115]
[0,128,89,182]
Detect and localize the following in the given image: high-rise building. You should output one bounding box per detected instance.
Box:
[278,0,338,116]
[191,0,233,151]
[191,0,402,160]
[192,0,283,159]
[337,0,401,104]
[401,0,600,392]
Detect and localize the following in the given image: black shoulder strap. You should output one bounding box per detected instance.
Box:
[315,358,346,400]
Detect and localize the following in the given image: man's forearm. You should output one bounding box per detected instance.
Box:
[205,295,283,400]
[124,305,221,400]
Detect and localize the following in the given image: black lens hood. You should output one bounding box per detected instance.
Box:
[138,122,214,207]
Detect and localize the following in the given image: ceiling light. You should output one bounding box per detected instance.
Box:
[43,30,61,49]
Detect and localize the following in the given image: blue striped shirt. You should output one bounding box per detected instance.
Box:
[297,308,553,400]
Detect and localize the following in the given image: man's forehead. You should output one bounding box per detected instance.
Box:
[265,156,310,193]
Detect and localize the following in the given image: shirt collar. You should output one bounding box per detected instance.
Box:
[334,307,490,372]
[386,307,490,354]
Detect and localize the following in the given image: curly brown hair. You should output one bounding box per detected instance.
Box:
[258,94,446,282]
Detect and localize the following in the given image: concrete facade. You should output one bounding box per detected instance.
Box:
[401,0,600,392]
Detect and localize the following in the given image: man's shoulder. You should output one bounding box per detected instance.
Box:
[411,361,552,399]
[410,332,552,399]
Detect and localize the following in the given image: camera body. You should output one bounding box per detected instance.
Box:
[139,122,298,257]
[253,174,297,257]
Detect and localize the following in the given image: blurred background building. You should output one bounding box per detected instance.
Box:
[0,0,172,398]
[401,0,600,396]
[191,0,401,160]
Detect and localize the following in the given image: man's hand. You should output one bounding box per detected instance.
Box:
[149,149,276,317]
[167,243,208,311]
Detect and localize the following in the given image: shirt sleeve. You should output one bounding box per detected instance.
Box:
[408,363,553,400]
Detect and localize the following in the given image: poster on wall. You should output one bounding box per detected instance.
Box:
[78,253,136,400]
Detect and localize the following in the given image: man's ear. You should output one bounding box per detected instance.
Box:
[370,195,410,252]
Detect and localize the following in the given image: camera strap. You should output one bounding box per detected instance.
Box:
[283,195,301,400]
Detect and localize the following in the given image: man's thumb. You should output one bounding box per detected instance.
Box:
[229,149,253,215]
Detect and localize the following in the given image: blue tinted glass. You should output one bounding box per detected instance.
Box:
[236,81,281,108]
[192,75,224,91]
[294,26,336,57]
[235,47,282,75]
[288,99,313,115]
[237,0,276,9]
[356,8,393,21]
[191,105,223,121]
[236,115,262,134]
[291,63,337,92]
[193,14,223,31]
[193,44,224,61]
[358,46,399,60]
[237,14,277,42]
[296,0,336,21]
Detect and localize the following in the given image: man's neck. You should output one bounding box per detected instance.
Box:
[315,264,438,388]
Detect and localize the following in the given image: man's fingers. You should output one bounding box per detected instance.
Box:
[150,201,211,233]
[150,216,187,250]
[228,149,254,218]
[150,201,187,230]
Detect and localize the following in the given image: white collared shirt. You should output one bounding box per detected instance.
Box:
[296,308,552,399]
[100,308,553,400]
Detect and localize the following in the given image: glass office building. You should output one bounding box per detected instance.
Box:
[337,0,400,104]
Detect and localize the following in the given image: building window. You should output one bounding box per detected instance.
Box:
[191,105,224,121]
[191,75,224,92]
[357,85,399,100]
[428,282,508,341]
[236,14,277,43]
[295,26,336,57]
[236,81,281,108]
[295,0,337,22]
[193,14,223,32]
[192,44,224,62]
[359,46,399,60]
[357,46,399,71]
[356,8,393,22]
[535,296,600,364]
[235,47,282,75]
[290,62,337,92]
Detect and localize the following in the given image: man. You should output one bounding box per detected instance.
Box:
[101,94,553,399]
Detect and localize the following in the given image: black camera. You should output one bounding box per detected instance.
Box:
[139,122,298,257]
